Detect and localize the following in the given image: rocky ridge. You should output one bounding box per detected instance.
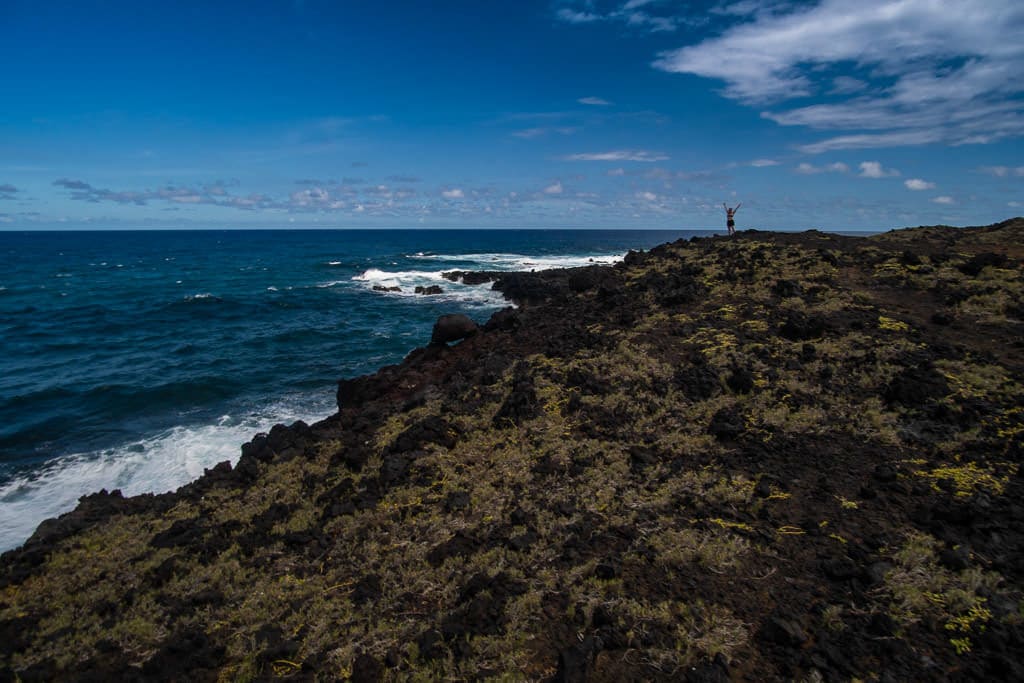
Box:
[2,219,1023,681]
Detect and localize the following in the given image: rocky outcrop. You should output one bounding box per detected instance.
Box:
[430,313,478,345]
[3,218,1024,682]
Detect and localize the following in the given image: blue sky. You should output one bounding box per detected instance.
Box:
[1,0,1022,230]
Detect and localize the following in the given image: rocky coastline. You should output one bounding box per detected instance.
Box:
[2,220,1023,681]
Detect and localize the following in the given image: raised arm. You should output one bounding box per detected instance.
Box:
[734,203,741,213]
[723,202,728,212]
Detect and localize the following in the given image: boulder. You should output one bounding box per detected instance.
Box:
[414,285,443,295]
[430,313,478,345]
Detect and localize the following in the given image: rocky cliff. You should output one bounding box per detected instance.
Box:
[2,220,1023,681]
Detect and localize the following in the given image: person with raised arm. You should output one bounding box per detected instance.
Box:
[723,202,741,236]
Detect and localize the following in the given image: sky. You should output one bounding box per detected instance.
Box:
[1,0,1022,230]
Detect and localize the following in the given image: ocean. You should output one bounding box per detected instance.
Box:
[0,228,708,551]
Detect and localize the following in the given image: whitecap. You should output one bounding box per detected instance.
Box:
[326,261,343,266]
[183,293,216,301]
[0,396,334,552]
[267,286,278,291]
[350,267,509,307]
[408,251,625,271]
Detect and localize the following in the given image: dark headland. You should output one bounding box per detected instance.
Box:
[3,219,1023,681]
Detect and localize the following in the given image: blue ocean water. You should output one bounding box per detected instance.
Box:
[0,228,707,550]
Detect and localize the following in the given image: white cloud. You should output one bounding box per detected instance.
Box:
[654,0,1024,151]
[977,166,1024,177]
[607,168,626,176]
[441,188,464,199]
[748,158,780,167]
[512,128,547,139]
[624,11,678,32]
[1008,201,1021,208]
[797,130,942,154]
[932,195,955,204]
[544,181,564,195]
[512,126,577,139]
[556,1,692,33]
[795,161,849,174]
[578,96,612,106]
[637,191,658,201]
[859,161,899,178]
[556,8,602,23]
[905,178,936,190]
[564,149,669,162]
[829,76,868,95]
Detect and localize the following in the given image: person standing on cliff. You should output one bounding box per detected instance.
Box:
[723,203,740,236]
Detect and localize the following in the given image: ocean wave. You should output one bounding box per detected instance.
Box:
[0,396,333,552]
[350,268,509,307]
[407,251,625,270]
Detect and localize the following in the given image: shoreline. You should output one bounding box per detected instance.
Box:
[3,220,1023,680]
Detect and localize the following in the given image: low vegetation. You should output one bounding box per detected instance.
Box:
[2,218,1023,681]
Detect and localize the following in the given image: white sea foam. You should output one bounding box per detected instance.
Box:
[0,397,333,552]
[408,251,625,270]
[184,292,216,301]
[350,268,509,307]
[267,286,278,291]
[327,261,343,266]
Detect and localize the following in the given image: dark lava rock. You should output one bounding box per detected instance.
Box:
[780,311,827,340]
[493,361,539,427]
[426,531,480,566]
[351,574,382,604]
[445,490,471,511]
[958,252,1007,276]
[726,366,755,394]
[568,265,617,293]
[350,652,384,683]
[686,654,730,683]
[414,285,443,295]
[150,518,204,550]
[483,307,518,332]
[556,635,603,683]
[372,285,401,292]
[431,313,477,345]
[939,545,971,571]
[708,407,744,441]
[773,279,804,298]
[141,628,225,678]
[884,364,949,407]
[759,616,807,647]
[388,415,458,453]
[629,445,659,472]
[821,555,860,581]
[931,311,953,325]
[866,561,893,586]
[675,362,721,400]
[872,464,898,482]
